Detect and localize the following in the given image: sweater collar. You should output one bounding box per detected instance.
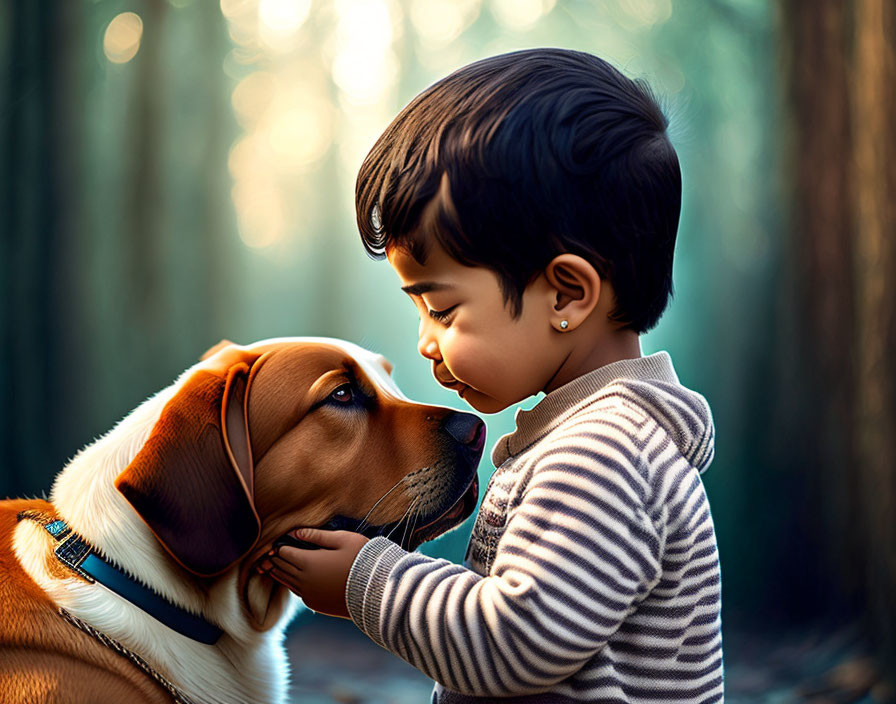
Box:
[492,351,679,466]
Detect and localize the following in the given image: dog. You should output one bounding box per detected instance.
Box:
[1,337,484,704]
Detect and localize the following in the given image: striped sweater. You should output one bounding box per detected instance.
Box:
[346,351,723,702]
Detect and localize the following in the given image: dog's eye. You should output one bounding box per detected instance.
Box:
[330,384,353,404]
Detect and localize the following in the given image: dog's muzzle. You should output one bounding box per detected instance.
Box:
[275,411,485,553]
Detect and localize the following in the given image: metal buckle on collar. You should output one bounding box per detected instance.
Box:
[44,518,96,583]
[54,535,96,582]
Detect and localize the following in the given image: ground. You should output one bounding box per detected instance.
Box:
[285,611,896,703]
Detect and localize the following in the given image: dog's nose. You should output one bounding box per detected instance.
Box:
[443,412,486,453]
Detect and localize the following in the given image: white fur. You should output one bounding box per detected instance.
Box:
[12,337,399,704]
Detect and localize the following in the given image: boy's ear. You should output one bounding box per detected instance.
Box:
[543,254,602,330]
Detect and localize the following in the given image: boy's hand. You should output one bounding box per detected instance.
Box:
[259,528,369,619]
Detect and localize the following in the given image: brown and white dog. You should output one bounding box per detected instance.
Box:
[1,337,484,704]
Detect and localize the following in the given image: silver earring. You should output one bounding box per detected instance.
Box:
[560,320,569,330]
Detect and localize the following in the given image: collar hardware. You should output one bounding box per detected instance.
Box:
[17,510,223,645]
[44,520,96,582]
[54,532,97,583]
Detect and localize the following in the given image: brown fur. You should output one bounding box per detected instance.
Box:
[0,340,480,703]
[0,500,173,704]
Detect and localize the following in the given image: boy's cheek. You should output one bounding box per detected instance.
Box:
[440,337,486,378]
[448,344,511,393]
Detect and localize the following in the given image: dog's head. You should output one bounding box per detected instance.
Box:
[114,338,484,593]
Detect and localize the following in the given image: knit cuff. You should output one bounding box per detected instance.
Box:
[345,536,408,648]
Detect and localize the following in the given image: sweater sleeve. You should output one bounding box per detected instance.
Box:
[345,442,665,697]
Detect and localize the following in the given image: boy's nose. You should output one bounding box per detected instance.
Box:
[418,335,440,361]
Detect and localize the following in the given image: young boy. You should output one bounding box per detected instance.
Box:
[261,48,723,703]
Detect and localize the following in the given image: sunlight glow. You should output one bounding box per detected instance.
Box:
[258,0,312,49]
[331,0,397,105]
[259,0,311,32]
[332,48,399,106]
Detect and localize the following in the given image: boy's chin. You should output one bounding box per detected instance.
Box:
[459,387,511,415]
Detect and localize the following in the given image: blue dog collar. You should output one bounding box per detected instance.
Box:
[25,513,223,645]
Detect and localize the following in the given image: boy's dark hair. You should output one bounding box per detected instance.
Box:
[356,48,681,334]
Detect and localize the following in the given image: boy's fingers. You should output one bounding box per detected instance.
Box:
[276,545,324,569]
[270,554,302,579]
[268,567,302,593]
[291,527,347,549]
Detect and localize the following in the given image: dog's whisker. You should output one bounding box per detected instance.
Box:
[408,497,424,542]
[356,475,413,534]
[401,501,422,549]
[384,498,419,543]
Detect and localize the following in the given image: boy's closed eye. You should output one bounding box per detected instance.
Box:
[400,281,458,323]
[428,305,457,324]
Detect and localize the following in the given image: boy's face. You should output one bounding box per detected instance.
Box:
[387,240,562,414]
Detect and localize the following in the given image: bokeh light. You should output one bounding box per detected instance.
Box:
[410,0,481,46]
[490,0,554,31]
[258,0,312,50]
[222,0,405,247]
[266,92,333,169]
[231,71,277,127]
[611,0,673,30]
[259,0,312,34]
[330,0,398,105]
[103,12,143,64]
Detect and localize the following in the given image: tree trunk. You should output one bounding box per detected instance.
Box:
[851,0,896,667]
[780,0,896,670]
[0,0,79,496]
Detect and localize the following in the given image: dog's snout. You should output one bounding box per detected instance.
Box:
[442,412,486,452]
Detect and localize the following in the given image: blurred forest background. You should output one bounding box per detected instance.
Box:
[2,0,895,701]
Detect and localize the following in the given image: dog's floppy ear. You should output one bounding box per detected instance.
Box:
[115,363,259,577]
